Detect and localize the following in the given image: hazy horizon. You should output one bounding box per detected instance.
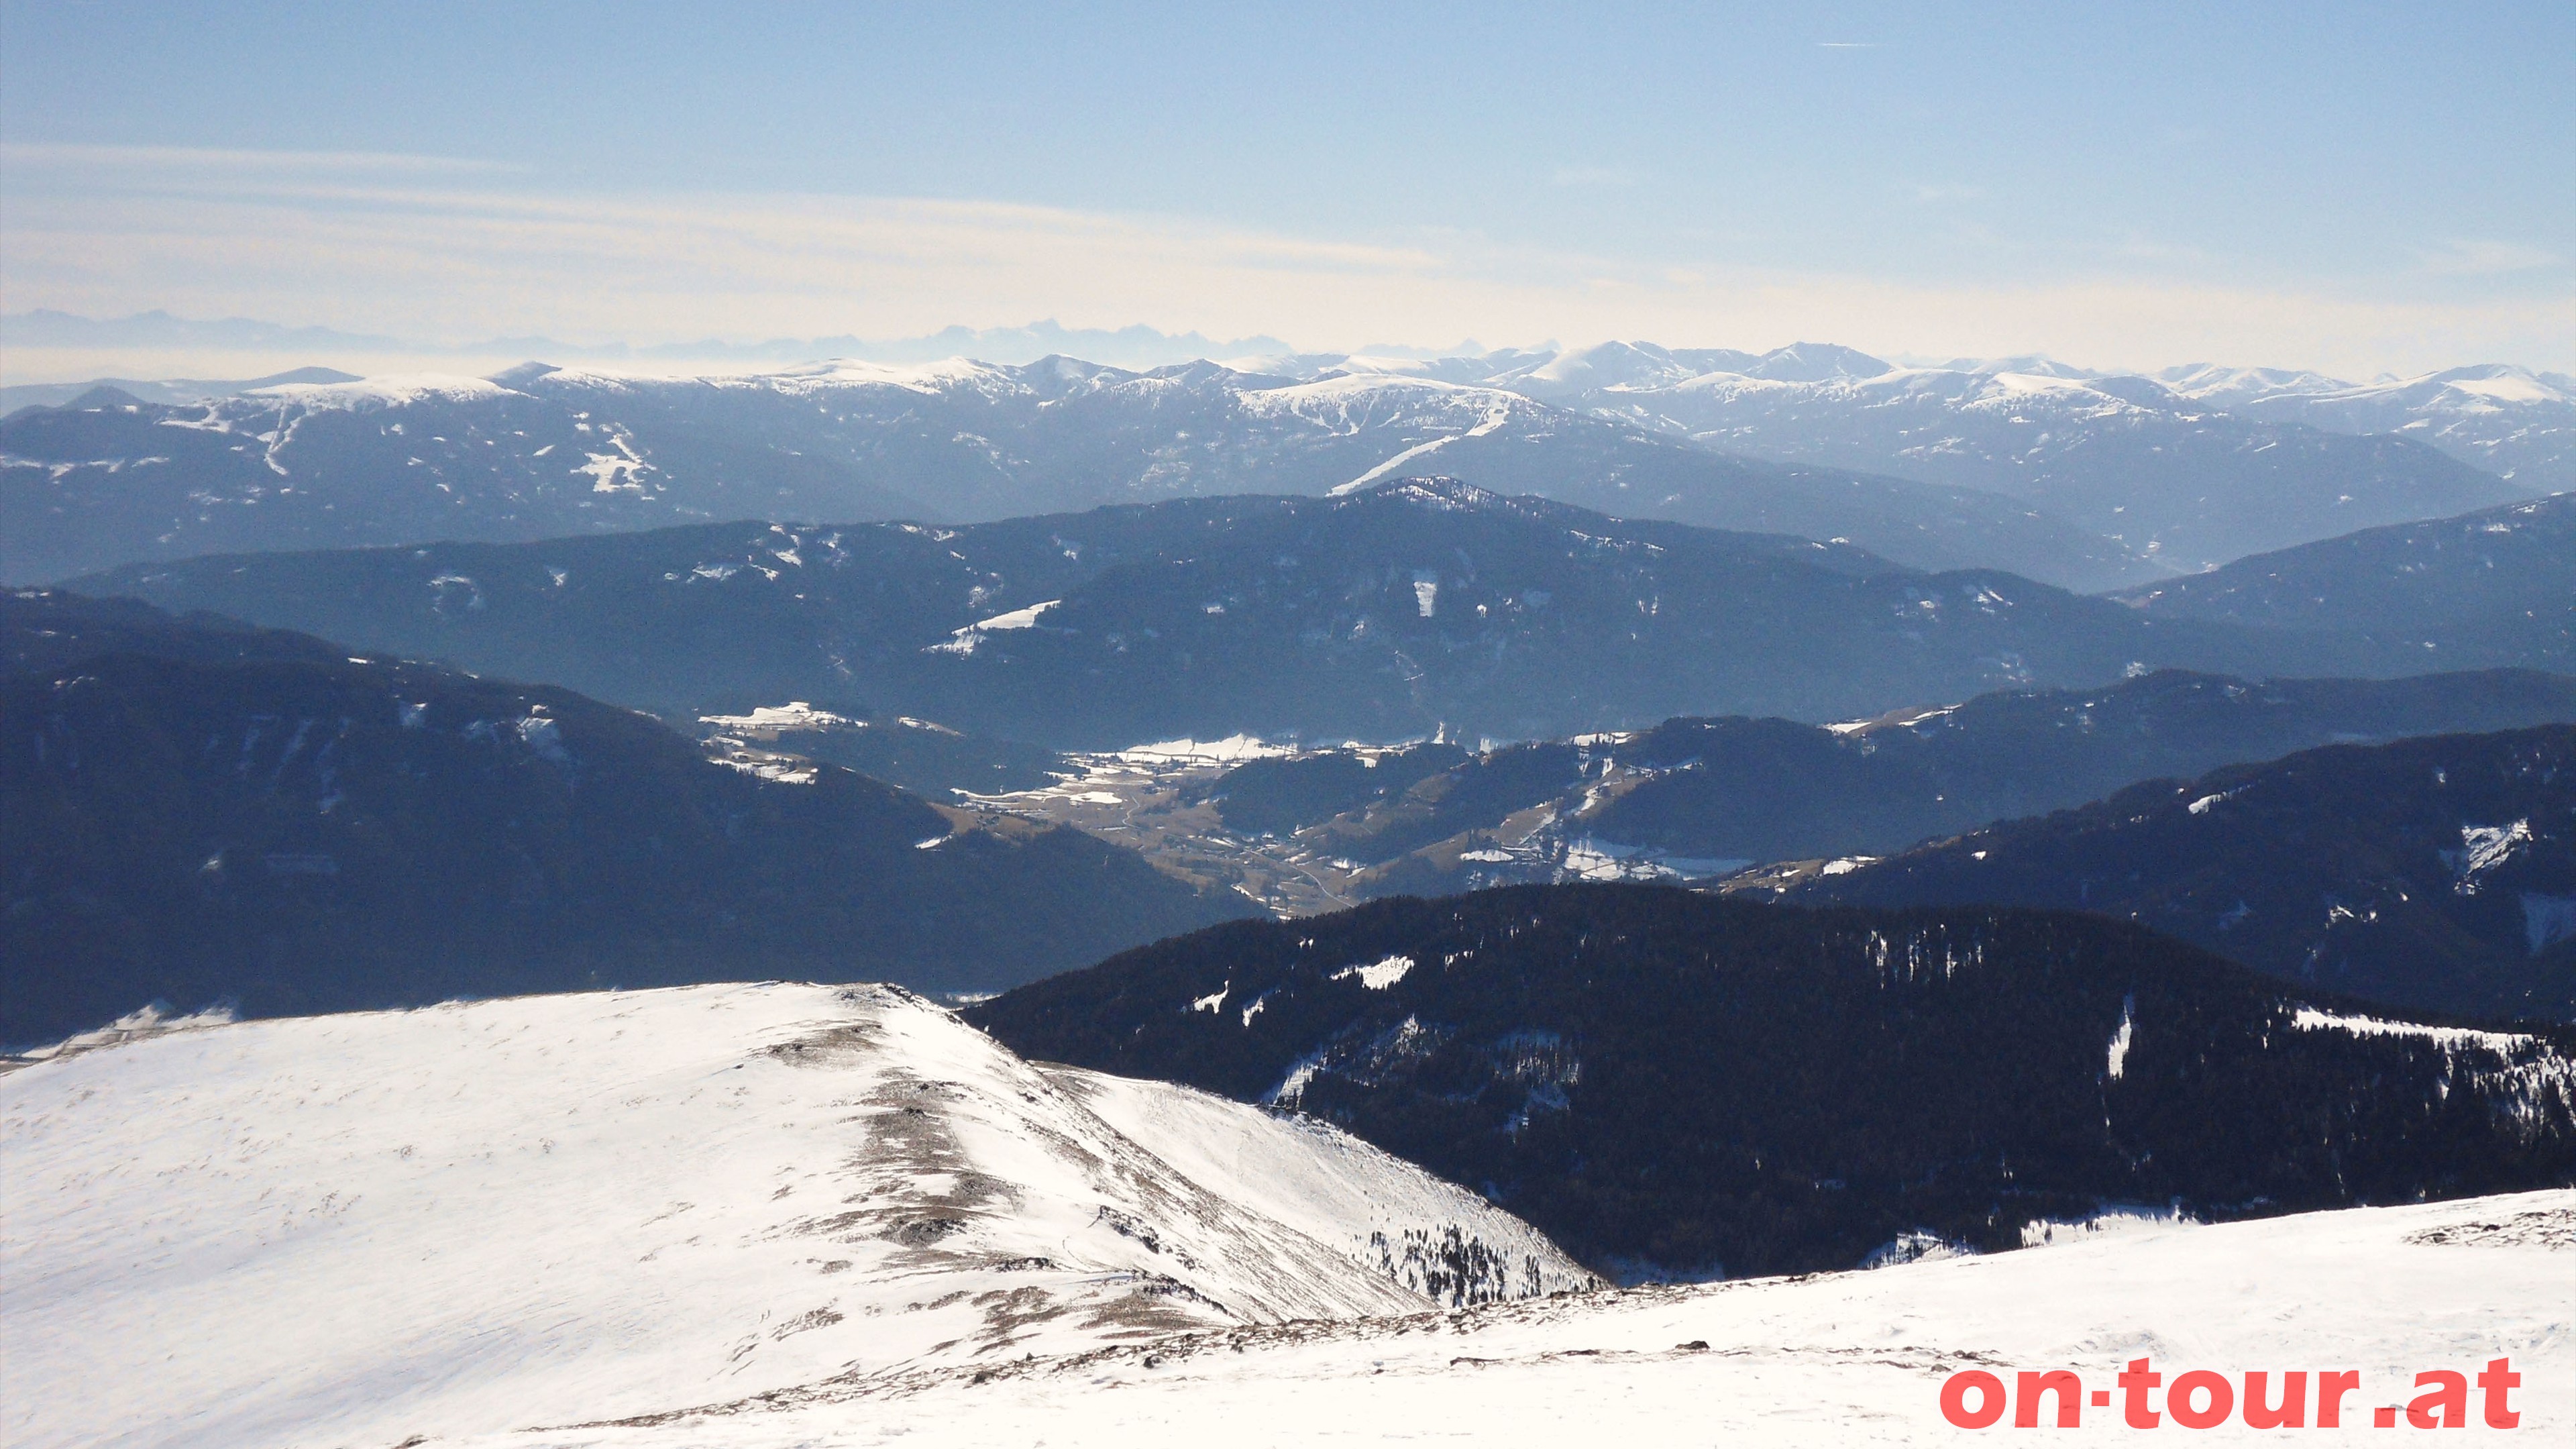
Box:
[7,305,2573,395]
[4,3,2570,381]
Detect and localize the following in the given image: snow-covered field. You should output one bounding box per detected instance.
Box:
[5,982,2565,1447]
[1,983,1584,1449]
[476,1191,2570,1448]
[957,738,1371,915]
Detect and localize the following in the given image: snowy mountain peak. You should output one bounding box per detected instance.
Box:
[241,372,522,411]
[1741,341,1894,382]
[1,981,1593,1446]
[1504,340,1692,394]
[487,360,564,387]
[2153,362,2351,402]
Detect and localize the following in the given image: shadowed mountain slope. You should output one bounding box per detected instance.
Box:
[969,884,2576,1279]
[70,480,2371,749]
[0,592,1248,1045]
[1785,724,2576,1022]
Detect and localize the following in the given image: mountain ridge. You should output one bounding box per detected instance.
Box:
[1781,723,2576,1022]
[65,479,2383,749]
[0,358,2159,590]
[0,591,1250,1044]
[967,883,2576,1278]
[1178,667,2576,914]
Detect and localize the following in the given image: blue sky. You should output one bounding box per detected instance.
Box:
[3,1,2570,374]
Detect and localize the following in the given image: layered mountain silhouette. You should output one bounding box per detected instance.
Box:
[1487,344,2533,570]
[68,480,2367,748]
[2116,492,2575,670]
[1784,724,2576,1022]
[1202,669,2576,905]
[0,592,1248,1046]
[1295,340,2572,501]
[968,884,2576,1279]
[0,362,2155,588]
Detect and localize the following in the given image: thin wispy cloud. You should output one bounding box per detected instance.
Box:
[3,148,2571,377]
[2418,239,2563,276]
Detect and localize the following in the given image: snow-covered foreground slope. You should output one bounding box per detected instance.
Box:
[455,1191,2567,1445]
[0,982,1587,1449]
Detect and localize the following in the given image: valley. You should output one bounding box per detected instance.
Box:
[10,15,2572,1443]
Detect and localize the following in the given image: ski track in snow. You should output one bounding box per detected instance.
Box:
[3,982,2569,1446]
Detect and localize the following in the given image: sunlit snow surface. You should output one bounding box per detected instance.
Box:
[478,1191,2565,1447]
[6,984,2569,1447]
[1,983,1585,1449]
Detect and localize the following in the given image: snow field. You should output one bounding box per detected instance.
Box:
[445,1189,2572,1448]
[1,982,1585,1449]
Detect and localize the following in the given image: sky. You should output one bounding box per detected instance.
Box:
[3,0,2572,379]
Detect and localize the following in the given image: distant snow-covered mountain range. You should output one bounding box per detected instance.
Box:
[5,337,2560,588]
[1302,339,2571,541]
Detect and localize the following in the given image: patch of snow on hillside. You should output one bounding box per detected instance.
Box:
[1860,1230,1976,1269]
[2019,1202,2187,1248]
[1050,1069,1591,1306]
[243,374,520,410]
[1559,838,1678,882]
[2104,994,2136,1079]
[1,1002,235,1071]
[706,747,818,785]
[699,702,861,735]
[1114,735,1293,764]
[926,600,1059,655]
[971,599,1061,631]
[1330,399,1519,494]
[576,435,655,493]
[1332,955,1415,990]
[2290,1005,2576,1137]
[2446,819,2532,892]
[2289,1004,2535,1056]
[1332,434,1459,494]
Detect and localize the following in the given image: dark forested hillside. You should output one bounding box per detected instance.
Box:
[967,884,2576,1279]
[0,592,1248,1045]
[71,479,2366,747]
[1788,724,2576,1022]
[2116,492,2575,670]
[1184,669,2576,900]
